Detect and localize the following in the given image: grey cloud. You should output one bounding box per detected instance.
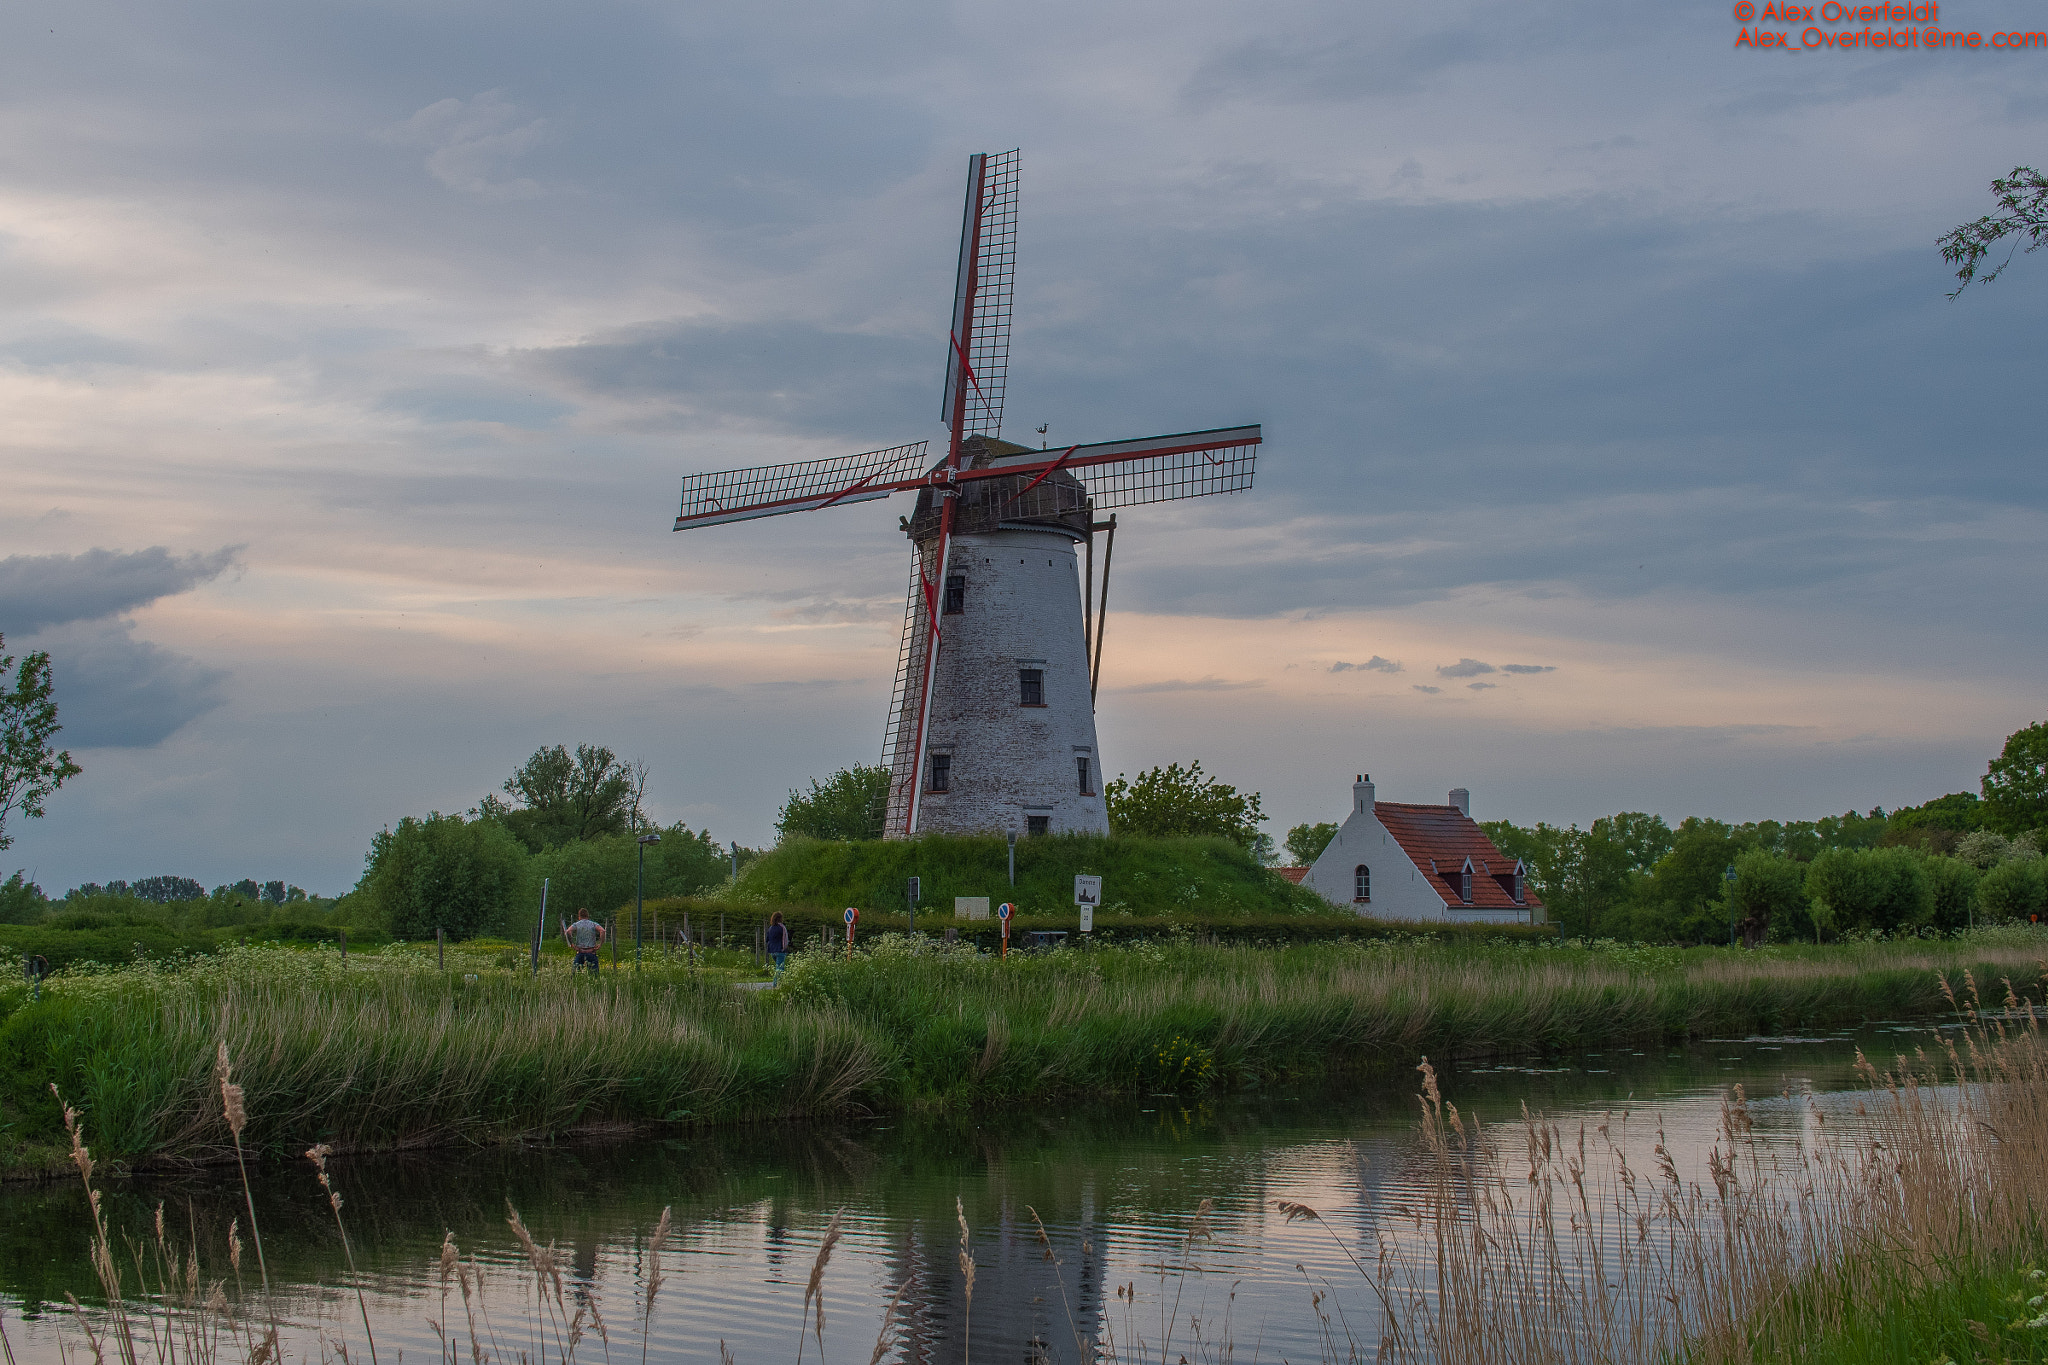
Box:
[1112,677,1263,694]
[1330,656,1400,674]
[1189,30,1487,105]
[1468,682,1497,691]
[1412,685,1441,695]
[519,320,930,440]
[771,597,899,625]
[379,91,551,200]
[0,547,239,634]
[1500,664,1556,674]
[35,620,228,748]
[1437,659,1495,679]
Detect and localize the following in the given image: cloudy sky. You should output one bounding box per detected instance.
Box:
[3,0,2044,894]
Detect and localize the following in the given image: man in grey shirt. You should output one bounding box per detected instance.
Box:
[564,908,606,972]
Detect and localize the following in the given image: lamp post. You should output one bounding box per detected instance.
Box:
[1008,829,1018,887]
[636,831,662,970]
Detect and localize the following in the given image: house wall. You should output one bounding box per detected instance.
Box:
[913,526,1109,836]
[1304,779,1454,923]
[1304,778,1533,924]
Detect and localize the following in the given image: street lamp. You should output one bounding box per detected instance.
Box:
[636,831,662,969]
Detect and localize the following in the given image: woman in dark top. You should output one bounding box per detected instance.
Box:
[765,911,790,979]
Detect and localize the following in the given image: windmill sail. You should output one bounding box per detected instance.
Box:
[674,441,930,530]
[941,149,1019,442]
[980,425,1260,508]
[672,426,1260,531]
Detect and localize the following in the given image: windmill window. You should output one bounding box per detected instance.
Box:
[1019,669,1045,706]
[926,753,951,792]
[942,574,965,614]
[1077,756,1094,794]
[1026,814,1051,837]
[1354,865,1370,903]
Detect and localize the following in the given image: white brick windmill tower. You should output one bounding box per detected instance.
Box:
[673,150,1262,838]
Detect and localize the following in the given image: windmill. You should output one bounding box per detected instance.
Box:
[673,150,1261,839]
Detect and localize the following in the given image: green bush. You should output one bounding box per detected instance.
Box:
[1922,856,1981,931]
[1975,858,2045,923]
[361,812,531,939]
[529,825,732,925]
[1805,846,1935,935]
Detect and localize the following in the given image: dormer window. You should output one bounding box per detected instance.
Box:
[1493,859,1527,905]
[1446,857,1475,905]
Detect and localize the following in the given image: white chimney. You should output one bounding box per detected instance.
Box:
[1449,787,1470,817]
[1355,773,1375,815]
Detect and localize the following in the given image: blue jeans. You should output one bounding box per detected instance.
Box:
[573,950,601,972]
[770,951,788,977]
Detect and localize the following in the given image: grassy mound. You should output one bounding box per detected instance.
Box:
[731,833,1325,917]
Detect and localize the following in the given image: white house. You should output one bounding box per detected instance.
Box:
[1303,775,1543,924]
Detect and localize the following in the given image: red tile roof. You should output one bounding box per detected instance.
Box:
[1371,802,1543,910]
[1275,866,1309,884]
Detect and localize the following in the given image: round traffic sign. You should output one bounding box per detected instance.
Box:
[997,902,1013,920]
[843,907,859,924]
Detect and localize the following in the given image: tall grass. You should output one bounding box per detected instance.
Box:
[2,931,2044,1167]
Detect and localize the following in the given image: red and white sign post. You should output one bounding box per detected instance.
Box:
[997,901,1013,958]
[843,906,859,959]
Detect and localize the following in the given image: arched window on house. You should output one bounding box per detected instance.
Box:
[1354,865,1370,903]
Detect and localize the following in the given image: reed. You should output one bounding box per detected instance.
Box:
[2,931,2043,1168]
[19,964,2048,1365]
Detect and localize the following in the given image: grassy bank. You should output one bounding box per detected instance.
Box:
[732,831,1327,916]
[1,929,2043,1174]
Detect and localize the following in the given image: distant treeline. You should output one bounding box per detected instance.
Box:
[9,722,2048,949]
[1474,720,2048,943]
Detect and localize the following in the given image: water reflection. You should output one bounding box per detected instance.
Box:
[0,1022,1948,1364]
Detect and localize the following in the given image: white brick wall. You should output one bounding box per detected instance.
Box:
[915,526,1110,836]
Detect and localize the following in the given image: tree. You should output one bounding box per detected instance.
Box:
[0,634,82,852]
[1601,812,1677,872]
[1804,846,1934,936]
[1486,811,1671,937]
[1284,821,1338,865]
[1724,850,1806,947]
[0,871,48,925]
[1886,791,1988,837]
[363,811,530,939]
[1104,761,1266,846]
[1939,166,2048,295]
[778,765,890,842]
[131,875,206,904]
[1982,721,2048,836]
[531,823,733,922]
[483,744,639,852]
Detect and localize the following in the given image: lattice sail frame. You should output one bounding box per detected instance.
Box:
[676,428,1260,530]
[675,441,930,529]
[878,540,939,836]
[942,149,1019,442]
